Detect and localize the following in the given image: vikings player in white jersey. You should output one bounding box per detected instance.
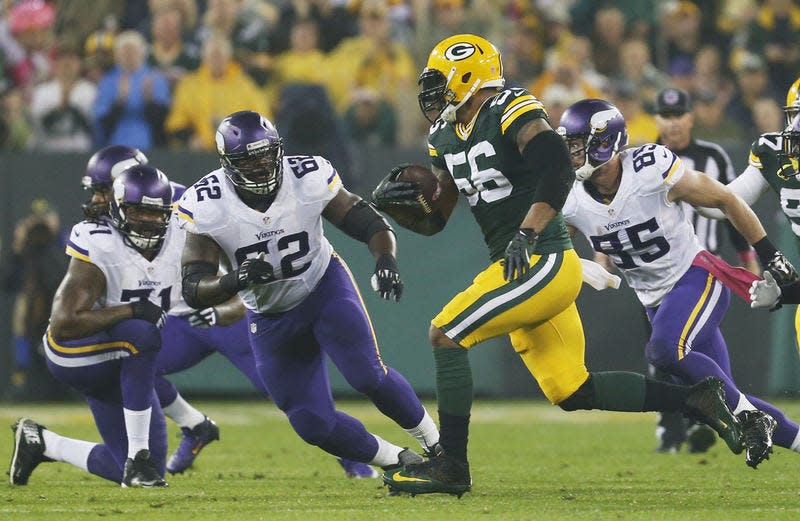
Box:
[64,145,379,478]
[559,99,800,469]
[9,165,174,488]
[178,111,439,472]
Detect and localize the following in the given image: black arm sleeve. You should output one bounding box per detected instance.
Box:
[522,129,575,211]
[181,261,218,309]
[779,281,800,304]
[339,200,394,243]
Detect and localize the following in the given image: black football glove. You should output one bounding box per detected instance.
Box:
[220,253,276,293]
[371,254,403,301]
[372,164,423,211]
[131,299,167,328]
[503,228,538,282]
[765,250,799,285]
[188,307,217,328]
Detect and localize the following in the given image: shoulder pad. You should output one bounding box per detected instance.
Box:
[284,155,341,202]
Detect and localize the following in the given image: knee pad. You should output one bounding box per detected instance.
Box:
[645,337,678,370]
[344,365,385,395]
[558,375,596,411]
[287,408,335,446]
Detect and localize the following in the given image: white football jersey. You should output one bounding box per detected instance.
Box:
[65,216,185,313]
[177,155,343,313]
[563,144,703,307]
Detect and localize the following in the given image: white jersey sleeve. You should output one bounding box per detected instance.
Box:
[65,219,116,266]
[627,144,686,195]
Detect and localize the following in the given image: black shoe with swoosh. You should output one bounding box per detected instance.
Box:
[383,453,471,498]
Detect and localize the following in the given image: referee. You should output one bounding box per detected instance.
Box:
[649,87,760,454]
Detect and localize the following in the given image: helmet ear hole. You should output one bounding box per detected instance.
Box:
[461,72,471,84]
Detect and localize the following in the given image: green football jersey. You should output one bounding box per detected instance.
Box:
[749,132,800,239]
[427,87,573,262]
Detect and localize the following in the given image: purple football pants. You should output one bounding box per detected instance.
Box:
[44,319,167,483]
[645,265,799,449]
[247,254,425,462]
[155,314,263,405]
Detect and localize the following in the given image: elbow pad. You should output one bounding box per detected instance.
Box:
[522,130,575,211]
[341,200,394,243]
[181,261,217,309]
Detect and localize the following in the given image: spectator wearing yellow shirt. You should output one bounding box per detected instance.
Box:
[165,34,268,150]
[326,0,415,114]
[266,18,329,113]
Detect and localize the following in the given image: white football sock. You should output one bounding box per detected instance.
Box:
[368,434,404,467]
[732,393,757,415]
[42,429,95,472]
[790,429,800,452]
[162,393,206,429]
[404,407,440,450]
[124,407,151,458]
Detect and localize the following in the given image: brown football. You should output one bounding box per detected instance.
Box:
[395,164,441,216]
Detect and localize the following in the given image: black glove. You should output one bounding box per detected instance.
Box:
[131,299,167,328]
[372,164,422,210]
[188,307,217,328]
[371,254,403,301]
[503,228,538,282]
[220,253,275,293]
[765,251,799,285]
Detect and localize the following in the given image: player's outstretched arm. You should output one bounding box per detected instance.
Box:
[50,257,154,340]
[670,169,797,283]
[324,187,404,301]
[694,166,770,220]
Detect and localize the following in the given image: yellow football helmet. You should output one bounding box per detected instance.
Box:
[785,77,800,124]
[418,34,505,123]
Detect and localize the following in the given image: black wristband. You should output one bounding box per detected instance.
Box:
[519,228,538,242]
[376,253,398,272]
[219,271,240,293]
[752,236,778,265]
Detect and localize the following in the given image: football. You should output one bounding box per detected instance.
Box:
[395,164,441,216]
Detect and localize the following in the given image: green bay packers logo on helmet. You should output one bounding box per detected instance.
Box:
[444,42,476,61]
[418,34,504,124]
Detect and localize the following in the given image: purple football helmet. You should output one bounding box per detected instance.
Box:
[215,110,284,197]
[557,99,628,181]
[109,164,173,252]
[82,145,149,219]
[170,181,187,204]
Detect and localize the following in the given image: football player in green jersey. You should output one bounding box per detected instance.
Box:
[698,77,800,310]
[374,34,742,497]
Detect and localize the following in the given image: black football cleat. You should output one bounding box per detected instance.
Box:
[737,410,777,469]
[383,451,471,498]
[9,418,50,485]
[122,449,168,488]
[683,377,742,454]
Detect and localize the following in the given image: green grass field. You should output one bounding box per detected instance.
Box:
[2,399,800,521]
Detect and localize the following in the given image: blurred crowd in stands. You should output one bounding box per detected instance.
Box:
[1,0,798,158]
